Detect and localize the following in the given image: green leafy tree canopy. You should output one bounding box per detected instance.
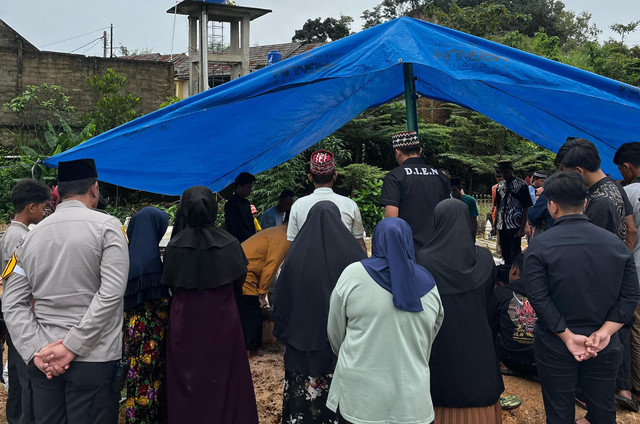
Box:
[83,68,140,135]
[292,16,354,43]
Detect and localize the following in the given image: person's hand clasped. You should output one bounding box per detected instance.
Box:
[259,293,268,308]
[558,330,595,362]
[34,340,77,379]
[585,329,611,357]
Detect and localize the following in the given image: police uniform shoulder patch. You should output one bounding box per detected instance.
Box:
[2,253,19,280]
[121,225,129,244]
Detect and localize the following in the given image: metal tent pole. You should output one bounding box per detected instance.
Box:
[403,62,418,132]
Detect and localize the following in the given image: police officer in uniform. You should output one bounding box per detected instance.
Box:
[1,158,129,424]
[380,131,450,252]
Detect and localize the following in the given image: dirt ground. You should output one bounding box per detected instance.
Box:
[247,341,640,424]
[0,349,639,424]
[0,326,638,424]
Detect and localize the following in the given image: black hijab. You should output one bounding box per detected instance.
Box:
[273,201,367,351]
[417,198,494,295]
[162,186,247,290]
[124,207,169,310]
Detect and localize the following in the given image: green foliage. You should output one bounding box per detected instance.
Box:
[362,0,432,28]
[424,1,531,38]
[154,203,179,225]
[501,30,561,60]
[335,163,387,197]
[18,115,95,184]
[335,163,387,235]
[159,96,181,109]
[610,20,640,44]
[3,84,76,141]
[251,155,307,214]
[435,105,556,186]
[83,69,141,135]
[353,179,386,235]
[250,135,353,215]
[334,102,406,165]
[313,136,352,166]
[332,102,451,171]
[292,16,353,43]
[3,84,74,117]
[364,0,601,46]
[0,165,29,223]
[105,204,140,222]
[585,41,640,86]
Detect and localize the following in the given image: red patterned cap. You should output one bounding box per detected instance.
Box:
[392,131,420,149]
[310,150,335,175]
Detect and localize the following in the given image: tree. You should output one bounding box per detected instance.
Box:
[423,1,531,38]
[118,46,154,57]
[610,20,640,44]
[3,84,75,140]
[83,69,141,135]
[363,0,599,45]
[292,16,353,43]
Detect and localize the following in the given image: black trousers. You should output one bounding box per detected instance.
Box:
[617,324,632,391]
[498,228,521,266]
[236,294,263,350]
[7,337,35,424]
[497,343,537,376]
[536,336,622,424]
[29,360,119,424]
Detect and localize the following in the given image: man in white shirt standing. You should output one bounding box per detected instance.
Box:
[287,149,366,251]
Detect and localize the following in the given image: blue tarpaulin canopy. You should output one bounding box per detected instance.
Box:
[44,17,640,195]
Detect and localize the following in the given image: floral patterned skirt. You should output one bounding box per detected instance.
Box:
[283,369,338,424]
[123,297,170,424]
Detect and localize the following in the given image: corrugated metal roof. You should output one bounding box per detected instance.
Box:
[126,41,326,80]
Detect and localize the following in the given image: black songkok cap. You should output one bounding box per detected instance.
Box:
[58,159,98,182]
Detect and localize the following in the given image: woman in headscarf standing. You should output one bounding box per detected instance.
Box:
[418,199,504,424]
[162,186,258,424]
[327,218,444,424]
[273,201,367,424]
[123,207,170,424]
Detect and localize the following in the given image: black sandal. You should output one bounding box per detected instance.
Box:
[615,393,639,412]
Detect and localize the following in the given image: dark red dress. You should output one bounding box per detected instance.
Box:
[166,285,258,424]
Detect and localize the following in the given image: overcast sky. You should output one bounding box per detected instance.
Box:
[3,0,639,58]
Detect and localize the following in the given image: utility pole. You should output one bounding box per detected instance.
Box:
[110,24,114,57]
[403,62,419,133]
[103,31,107,58]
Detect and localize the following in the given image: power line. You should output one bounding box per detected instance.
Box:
[79,38,104,56]
[40,26,110,49]
[69,36,104,53]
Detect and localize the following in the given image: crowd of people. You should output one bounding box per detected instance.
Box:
[0,132,639,424]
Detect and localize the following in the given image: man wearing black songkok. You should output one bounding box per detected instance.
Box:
[2,158,130,423]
